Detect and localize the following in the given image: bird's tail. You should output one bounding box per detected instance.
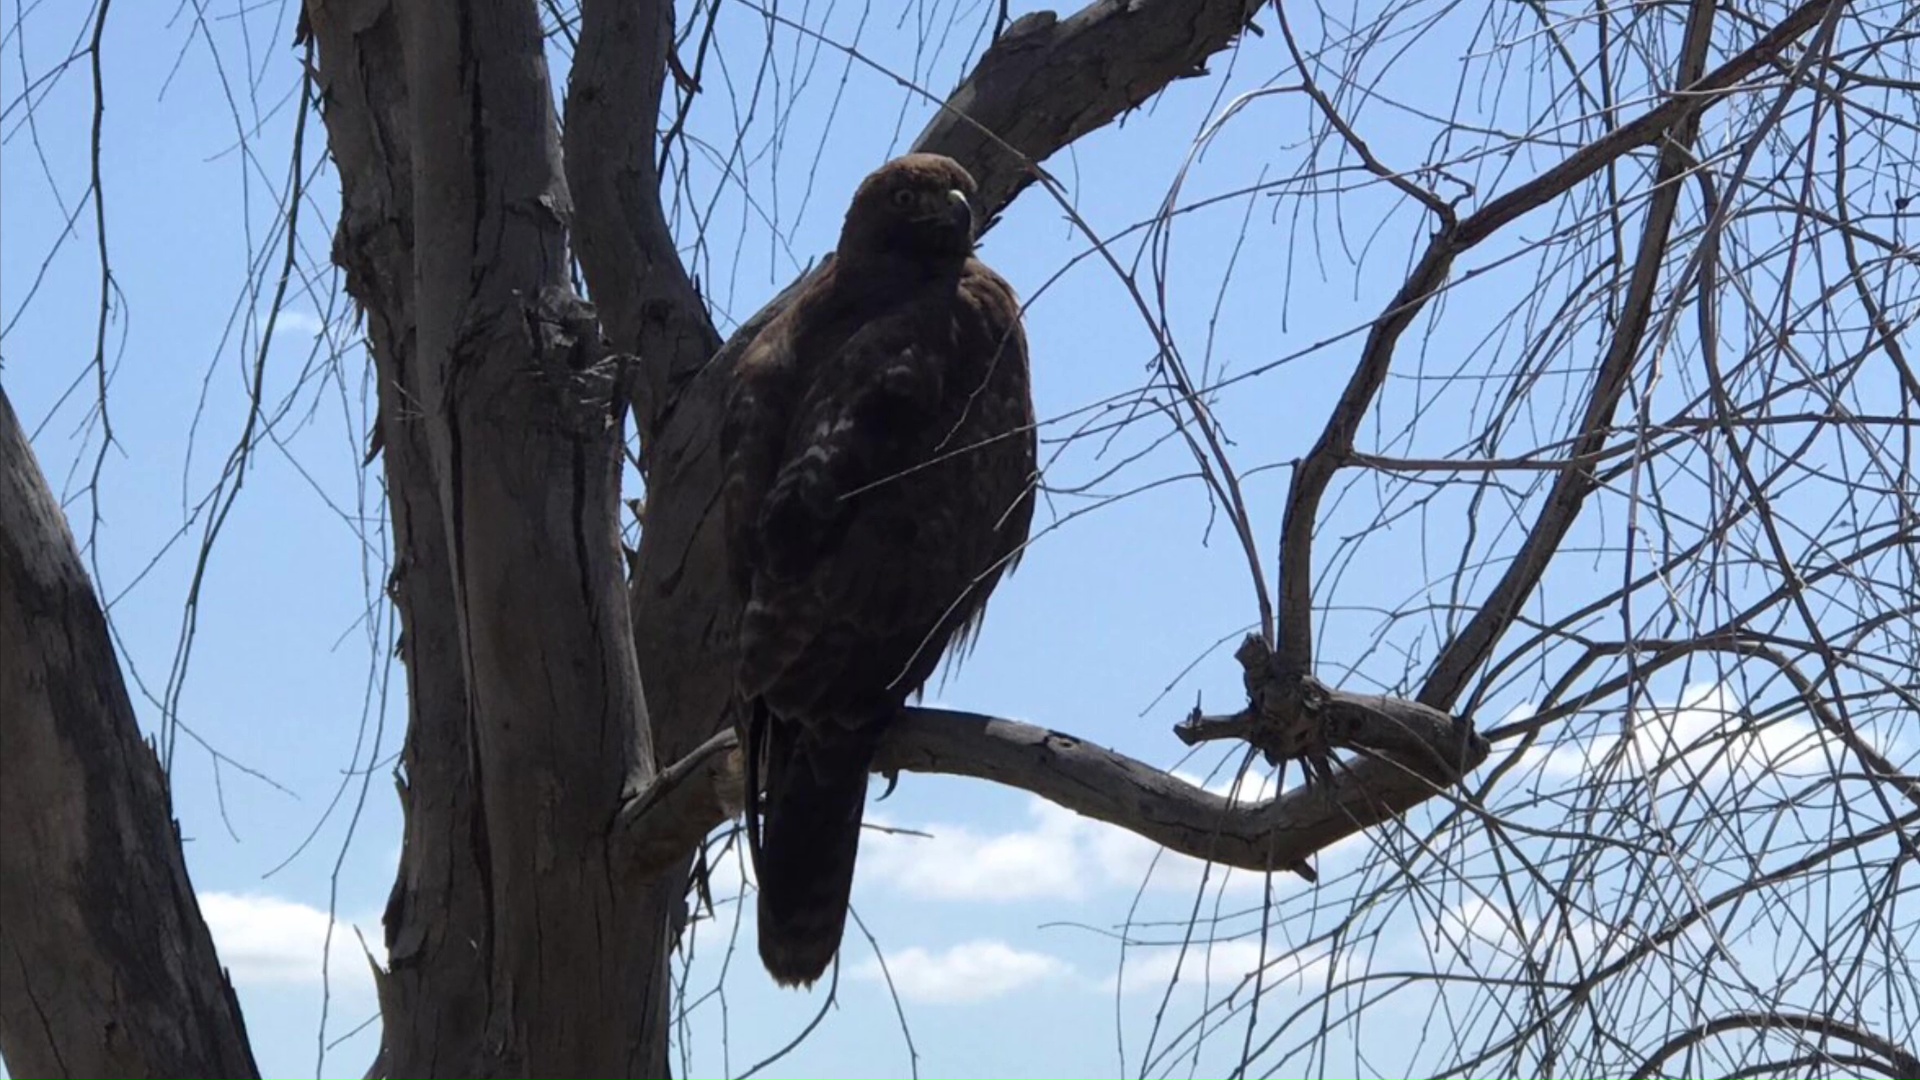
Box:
[746,703,881,987]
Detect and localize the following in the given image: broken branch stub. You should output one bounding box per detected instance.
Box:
[1178,635,1487,788]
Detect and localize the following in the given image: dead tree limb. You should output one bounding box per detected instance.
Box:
[618,702,1488,883]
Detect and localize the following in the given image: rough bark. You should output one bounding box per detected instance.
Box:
[303,1,492,1072]
[564,0,723,444]
[397,0,657,1071]
[916,1,1267,217]
[310,0,662,1071]
[0,388,259,1079]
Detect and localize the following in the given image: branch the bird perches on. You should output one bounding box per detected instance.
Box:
[618,638,1488,886]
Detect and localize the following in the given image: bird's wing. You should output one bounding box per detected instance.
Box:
[751,312,949,584]
[936,264,1039,663]
[722,309,811,600]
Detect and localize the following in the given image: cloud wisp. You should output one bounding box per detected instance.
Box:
[1516,681,1856,789]
[198,891,379,996]
[861,785,1357,905]
[850,939,1073,1004]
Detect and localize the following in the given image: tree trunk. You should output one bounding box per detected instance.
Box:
[310,0,663,1070]
[0,388,259,1079]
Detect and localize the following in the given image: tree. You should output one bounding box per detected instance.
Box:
[2,0,1913,1077]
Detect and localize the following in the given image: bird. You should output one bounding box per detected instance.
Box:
[720,153,1037,987]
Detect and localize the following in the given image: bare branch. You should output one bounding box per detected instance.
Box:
[1177,636,1471,784]
[1628,1011,1920,1080]
[565,0,721,447]
[1274,0,1839,692]
[618,704,1487,882]
[912,0,1266,218]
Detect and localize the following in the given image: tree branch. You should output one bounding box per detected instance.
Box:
[1273,0,1837,693]
[1628,1010,1920,1080]
[912,0,1266,219]
[618,703,1488,882]
[565,0,721,447]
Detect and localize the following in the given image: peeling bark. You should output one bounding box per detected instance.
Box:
[564,0,722,443]
[304,2,491,1072]
[311,0,661,1070]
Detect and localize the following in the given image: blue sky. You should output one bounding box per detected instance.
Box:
[6,1,1914,1077]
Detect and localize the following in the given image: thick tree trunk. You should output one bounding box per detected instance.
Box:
[306,3,494,1072]
[310,0,662,1070]
[0,388,259,1079]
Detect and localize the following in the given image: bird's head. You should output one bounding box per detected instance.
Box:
[837,153,978,265]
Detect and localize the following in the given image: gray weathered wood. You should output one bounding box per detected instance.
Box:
[303,0,493,1071]
[619,705,1488,882]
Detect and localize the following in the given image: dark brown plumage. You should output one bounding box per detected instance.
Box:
[720,153,1037,987]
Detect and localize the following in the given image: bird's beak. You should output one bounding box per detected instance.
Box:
[946,189,974,237]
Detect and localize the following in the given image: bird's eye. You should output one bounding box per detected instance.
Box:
[890,188,916,208]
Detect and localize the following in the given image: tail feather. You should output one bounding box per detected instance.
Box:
[749,710,880,987]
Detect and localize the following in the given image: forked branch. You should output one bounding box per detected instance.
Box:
[1273,0,1840,693]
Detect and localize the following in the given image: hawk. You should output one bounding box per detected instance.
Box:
[721,153,1037,987]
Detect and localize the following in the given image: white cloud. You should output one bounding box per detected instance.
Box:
[861,787,1344,905]
[199,891,378,994]
[1516,682,1840,786]
[851,939,1070,1004]
[1175,766,1279,804]
[1434,896,1526,956]
[862,805,1093,901]
[1635,683,1829,783]
[1432,896,1646,980]
[265,309,327,339]
[701,840,754,898]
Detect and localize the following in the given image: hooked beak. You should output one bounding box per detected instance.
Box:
[945,189,975,238]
